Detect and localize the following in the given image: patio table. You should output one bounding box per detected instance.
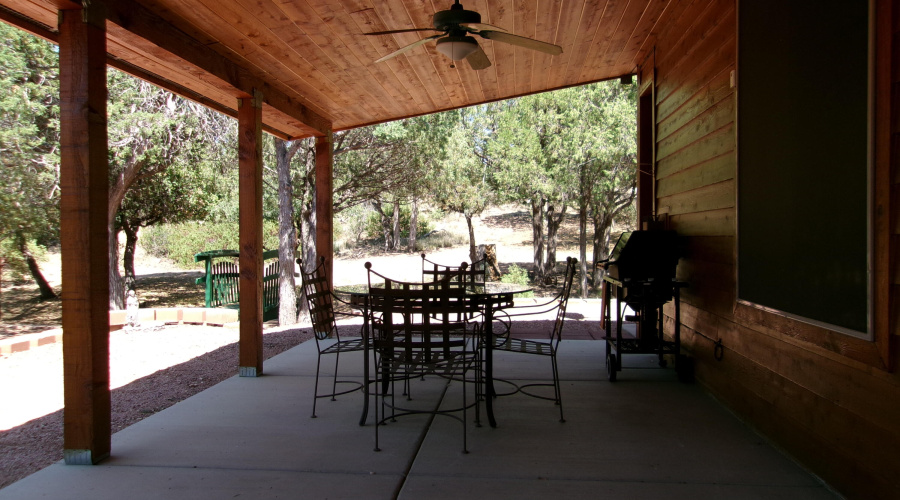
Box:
[335,282,531,428]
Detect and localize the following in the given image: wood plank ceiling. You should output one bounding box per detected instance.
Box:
[0,0,675,138]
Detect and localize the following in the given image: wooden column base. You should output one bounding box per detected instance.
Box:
[64,449,109,465]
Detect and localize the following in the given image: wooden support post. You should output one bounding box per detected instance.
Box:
[58,5,111,465]
[315,132,334,288]
[238,90,264,377]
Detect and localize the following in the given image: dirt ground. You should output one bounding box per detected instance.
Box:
[0,204,595,338]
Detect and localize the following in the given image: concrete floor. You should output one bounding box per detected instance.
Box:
[0,337,840,499]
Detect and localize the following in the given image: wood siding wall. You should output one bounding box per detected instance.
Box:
[646,1,900,498]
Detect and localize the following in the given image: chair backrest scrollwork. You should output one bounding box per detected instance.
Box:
[298,257,339,345]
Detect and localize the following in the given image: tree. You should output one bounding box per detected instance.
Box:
[286,125,422,271]
[430,109,494,261]
[559,82,637,296]
[486,94,577,281]
[0,24,60,300]
[274,137,302,325]
[116,149,223,290]
[486,82,637,288]
[106,70,233,308]
[584,82,637,291]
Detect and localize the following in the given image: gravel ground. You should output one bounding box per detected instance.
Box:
[0,322,313,490]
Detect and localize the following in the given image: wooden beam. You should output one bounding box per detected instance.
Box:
[58,4,110,465]
[238,90,264,377]
[97,0,331,136]
[105,57,292,140]
[315,132,334,288]
[0,3,57,43]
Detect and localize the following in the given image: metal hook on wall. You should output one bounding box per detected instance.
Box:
[713,339,724,361]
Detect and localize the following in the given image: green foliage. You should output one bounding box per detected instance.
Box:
[109,69,236,231]
[0,240,40,282]
[142,221,280,268]
[500,264,534,297]
[431,108,495,220]
[0,24,60,266]
[364,204,431,239]
[334,203,372,251]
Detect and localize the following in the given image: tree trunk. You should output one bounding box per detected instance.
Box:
[372,200,392,251]
[530,198,545,281]
[391,199,401,251]
[578,204,589,298]
[17,236,57,300]
[465,214,477,262]
[591,212,614,288]
[299,198,317,272]
[408,198,418,253]
[276,138,298,326]
[297,201,316,324]
[545,203,566,276]
[109,223,125,309]
[122,220,139,292]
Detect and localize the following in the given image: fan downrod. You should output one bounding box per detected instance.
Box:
[433,2,481,31]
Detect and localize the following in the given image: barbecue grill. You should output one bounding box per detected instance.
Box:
[600,229,690,382]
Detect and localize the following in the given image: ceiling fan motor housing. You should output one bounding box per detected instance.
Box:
[433,5,481,31]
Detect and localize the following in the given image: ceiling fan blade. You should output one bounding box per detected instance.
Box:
[466,45,492,70]
[374,34,443,63]
[364,28,436,36]
[479,31,562,55]
[460,22,507,32]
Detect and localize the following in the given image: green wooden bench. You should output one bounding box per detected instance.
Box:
[194,249,281,322]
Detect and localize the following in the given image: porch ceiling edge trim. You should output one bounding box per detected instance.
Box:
[0,3,56,42]
[332,73,638,134]
[98,0,332,136]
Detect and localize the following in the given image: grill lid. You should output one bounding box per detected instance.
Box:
[606,230,679,281]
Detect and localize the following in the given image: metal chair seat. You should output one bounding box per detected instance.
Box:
[319,337,366,355]
[494,336,554,356]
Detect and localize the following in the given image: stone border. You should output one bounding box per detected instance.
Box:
[0,308,239,355]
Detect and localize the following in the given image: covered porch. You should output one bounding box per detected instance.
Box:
[0,0,897,498]
[0,336,836,499]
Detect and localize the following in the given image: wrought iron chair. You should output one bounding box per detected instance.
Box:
[366,262,481,453]
[298,257,366,418]
[421,253,486,289]
[493,256,577,423]
[420,253,510,333]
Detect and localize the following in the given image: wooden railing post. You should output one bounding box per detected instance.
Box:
[238,90,264,377]
[58,4,111,465]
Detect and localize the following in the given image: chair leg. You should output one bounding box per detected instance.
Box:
[551,355,565,423]
[331,350,341,401]
[311,354,322,418]
[462,367,469,454]
[474,347,482,427]
[374,369,381,452]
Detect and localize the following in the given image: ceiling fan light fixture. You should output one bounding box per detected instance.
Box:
[436,35,478,61]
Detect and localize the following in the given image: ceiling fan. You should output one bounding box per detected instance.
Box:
[364,0,563,70]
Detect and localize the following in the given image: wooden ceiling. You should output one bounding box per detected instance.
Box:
[0,0,675,138]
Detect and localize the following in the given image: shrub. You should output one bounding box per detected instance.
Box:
[142,221,280,268]
[500,263,534,297]
[364,205,432,239]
